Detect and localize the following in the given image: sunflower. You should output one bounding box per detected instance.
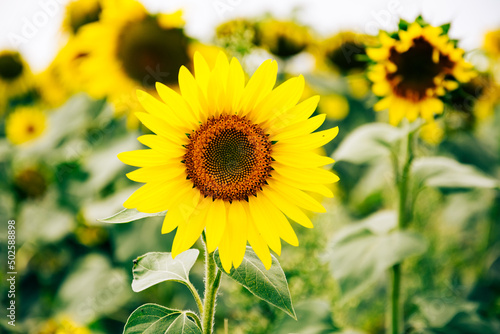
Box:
[255,19,312,59]
[483,29,500,59]
[367,21,475,125]
[419,120,444,145]
[215,18,258,56]
[0,51,35,114]
[80,0,218,128]
[63,0,106,34]
[118,52,339,271]
[318,32,375,75]
[447,73,500,125]
[14,167,48,200]
[5,106,46,145]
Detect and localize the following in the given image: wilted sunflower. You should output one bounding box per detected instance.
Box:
[5,106,46,145]
[483,29,500,59]
[118,52,339,271]
[367,21,475,125]
[63,0,106,34]
[80,0,218,128]
[0,51,35,113]
[255,19,312,59]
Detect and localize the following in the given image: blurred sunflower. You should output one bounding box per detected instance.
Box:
[215,18,258,56]
[483,29,500,59]
[5,106,46,145]
[37,35,93,107]
[319,94,350,120]
[63,0,105,34]
[80,0,218,128]
[447,73,500,126]
[419,120,444,145]
[118,52,339,272]
[14,167,48,200]
[319,32,375,75]
[38,316,91,334]
[255,19,312,59]
[0,51,35,113]
[367,21,475,125]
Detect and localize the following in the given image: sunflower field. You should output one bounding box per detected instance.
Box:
[1,0,500,333]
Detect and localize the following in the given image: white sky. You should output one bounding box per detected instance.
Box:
[0,0,499,72]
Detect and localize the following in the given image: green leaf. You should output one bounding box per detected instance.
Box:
[271,300,337,334]
[123,304,201,334]
[398,18,410,31]
[440,23,451,34]
[214,246,296,319]
[323,211,428,300]
[131,250,199,292]
[98,208,168,224]
[411,157,499,190]
[332,123,401,164]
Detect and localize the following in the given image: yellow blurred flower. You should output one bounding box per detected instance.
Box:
[63,0,105,34]
[256,19,312,58]
[118,52,339,272]
[38,316,91,334]
[79,0,218,128]
[5,106,46,145]
[37,34,93,107]
[0,51,35,114]
[319,94,350,120]
[483,29,500,59]
[367,21,475,125]
[419,120,444,145]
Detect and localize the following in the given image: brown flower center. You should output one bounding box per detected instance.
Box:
[0,53,24,81]
[116,17,190,88]
[184,115,273,202]
[327,41,368,74]
[387,36,454,101]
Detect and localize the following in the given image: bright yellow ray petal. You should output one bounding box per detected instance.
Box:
[226,57,245,114]
[155,82,198,127]
[272,150,334,168]
[178,66,209,122]
[248,195,282,255]
[205,199,227,253]
[228,201,248,268]
[244,203,272,270]
[268,179,326,213]
[162,187,201,235]
[265,95,320,131]
[135,112,188,145]
[118,150,170,167]
[261,187,313,228]
[273,173,334,198]
[126,164,185,183]
[271,114,326,141]
[259,196,299,246]
[238,59,278,115]
[137,135,186,157]
[217,224,233,272]
[274,127,339,151]
[272,163,339,184]
[193,51,211,94]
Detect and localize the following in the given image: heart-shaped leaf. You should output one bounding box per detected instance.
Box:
[99,208,168,224]
[123,303,201,334]
[323,211,428,300]
[214,247,296,319]
[132,250,199,292]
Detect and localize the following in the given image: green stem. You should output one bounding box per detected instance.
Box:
[390,130,414,334]
[186,310,203,330]
[201,232,222,334]
[184,281,204,316]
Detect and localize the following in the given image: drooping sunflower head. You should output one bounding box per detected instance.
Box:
[255,19,312,58]
[80,0,201,128]
[118,52,339,271]
[63,0,104,34]
[367,20,476,125]
[0,50,35,113]
[483,29,500,59]
[319,32,375,75]
[5,106,46,145]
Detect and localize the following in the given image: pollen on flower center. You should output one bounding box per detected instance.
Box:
[184,114,273,202]
[387,36,454,101]
[0,53,24,80]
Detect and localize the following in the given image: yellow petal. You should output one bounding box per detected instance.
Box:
[205,199,227,253]
[194,51,211,94]
[268,179,326,213]
[118,149,170,167]
[135,112,188,145]
[271,114,326,141]
[272,162,340,184]
[261,187,313,228]
[245,206,272,270]
[238,59,278,115]
[126,164,185,183]
[228,201,248,268]
[248,195,282,255]
[178,66,209,122]
[162,187,200,235]
[273,127,339,151]
[137,134,186,157]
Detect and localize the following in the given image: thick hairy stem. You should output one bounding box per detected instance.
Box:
[202,232,222,334]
